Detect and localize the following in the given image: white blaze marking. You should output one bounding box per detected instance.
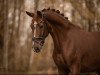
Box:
[34,21,37,37]
[33,21,37,46]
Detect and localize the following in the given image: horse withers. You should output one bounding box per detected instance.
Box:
[26,8,100,75]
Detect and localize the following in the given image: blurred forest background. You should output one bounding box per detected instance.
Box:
[0,0,100,74]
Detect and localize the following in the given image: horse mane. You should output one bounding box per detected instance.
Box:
[41,8,68,20]
[41,8,81,29]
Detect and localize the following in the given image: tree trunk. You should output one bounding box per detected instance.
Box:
[0,0,5,73]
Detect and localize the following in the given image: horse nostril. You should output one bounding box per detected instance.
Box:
[40,41,44,46]
[41,41,44,44]
[34,47,39,51]
[34,47,40,53]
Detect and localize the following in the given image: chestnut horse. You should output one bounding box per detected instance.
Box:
[26,8,100,75]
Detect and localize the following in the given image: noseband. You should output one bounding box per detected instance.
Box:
[32,37,45,41]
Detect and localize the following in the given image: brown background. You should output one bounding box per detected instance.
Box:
[0,0,100,74]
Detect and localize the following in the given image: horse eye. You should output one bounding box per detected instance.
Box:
[40,25,43,28]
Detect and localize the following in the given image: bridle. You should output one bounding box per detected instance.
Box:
[32,37,45,42]
[32,19,47,45]
[32,13,50,46]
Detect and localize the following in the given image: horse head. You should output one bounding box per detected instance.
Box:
[26,11,49,53]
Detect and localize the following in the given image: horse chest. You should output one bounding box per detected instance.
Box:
[53,53,67,68]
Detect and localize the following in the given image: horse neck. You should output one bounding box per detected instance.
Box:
[43,11,68,28]
[43,11,69,50]
[48,22,81,53]
[43,11,76,51]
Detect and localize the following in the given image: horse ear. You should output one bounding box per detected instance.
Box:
[26,11,34,17]
[37,11,42,17]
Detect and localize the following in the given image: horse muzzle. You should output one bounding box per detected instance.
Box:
[33,46,41,53]
[32,37,45,53]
